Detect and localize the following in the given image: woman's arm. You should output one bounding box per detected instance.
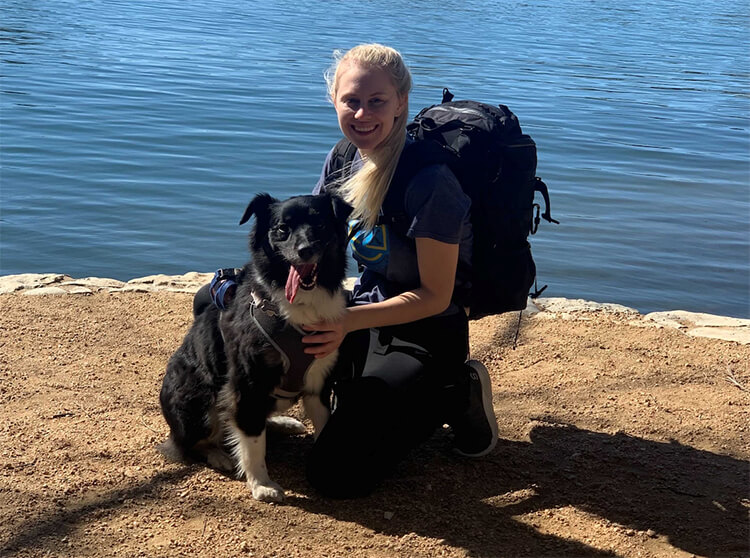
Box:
[302,236,459,358]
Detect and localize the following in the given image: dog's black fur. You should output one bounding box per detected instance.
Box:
[159,192,351,502]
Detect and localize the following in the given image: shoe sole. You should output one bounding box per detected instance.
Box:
[454,360,499,457]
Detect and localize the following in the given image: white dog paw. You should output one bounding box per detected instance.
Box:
[251,480,285,503]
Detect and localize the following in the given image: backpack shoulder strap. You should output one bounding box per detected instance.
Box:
[325,138,359,187]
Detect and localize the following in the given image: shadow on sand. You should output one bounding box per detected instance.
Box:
[4,422,746,557]
[289,420,748,557]
[0,468,196,556]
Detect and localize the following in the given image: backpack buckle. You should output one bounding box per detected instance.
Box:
[534,177,560,226]
[531,204,541,235]
[216,267,241,279]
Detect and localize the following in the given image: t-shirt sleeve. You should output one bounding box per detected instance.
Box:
[404,164,471,244]
[312,148,335,194]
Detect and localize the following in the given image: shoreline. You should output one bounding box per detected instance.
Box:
[1,272,748,345]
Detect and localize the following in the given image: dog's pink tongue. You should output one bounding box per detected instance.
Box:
[285,267,301,303]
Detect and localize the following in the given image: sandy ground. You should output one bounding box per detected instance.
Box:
[0,291,748,558]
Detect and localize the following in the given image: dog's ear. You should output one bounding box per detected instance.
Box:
[240,193,278,225]
[330,194,353,225]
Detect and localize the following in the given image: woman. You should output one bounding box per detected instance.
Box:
[300,44,498,497]
[202,44,497,497]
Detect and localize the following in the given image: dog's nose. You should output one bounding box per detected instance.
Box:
[296,244,315,261]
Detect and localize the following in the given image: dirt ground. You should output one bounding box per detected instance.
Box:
[0,291,748,558]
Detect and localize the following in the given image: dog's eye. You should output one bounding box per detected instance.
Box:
[274,224,291,239]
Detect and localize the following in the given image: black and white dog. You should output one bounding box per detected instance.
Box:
[159,192,351,502]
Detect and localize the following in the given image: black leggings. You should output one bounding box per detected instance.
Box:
[307,311,471,498]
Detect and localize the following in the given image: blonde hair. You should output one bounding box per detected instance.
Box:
[325,44,412,230]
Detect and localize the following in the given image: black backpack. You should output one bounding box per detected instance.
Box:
[326,88,558,319]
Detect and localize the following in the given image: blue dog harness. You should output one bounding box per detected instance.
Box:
[249,298,317,401]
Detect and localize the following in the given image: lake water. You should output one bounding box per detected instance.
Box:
[2,0,749,317]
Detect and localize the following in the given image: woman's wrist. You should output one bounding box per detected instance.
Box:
[341,307,358,335]
[345,304,376,333]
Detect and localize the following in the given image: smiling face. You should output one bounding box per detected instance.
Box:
[332,61,408,156]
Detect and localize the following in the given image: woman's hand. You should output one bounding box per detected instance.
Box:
[301,313,350,359]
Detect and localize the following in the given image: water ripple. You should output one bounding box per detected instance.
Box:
[1,0,748,317]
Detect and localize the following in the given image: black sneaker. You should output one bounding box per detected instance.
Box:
[452,360,498,457]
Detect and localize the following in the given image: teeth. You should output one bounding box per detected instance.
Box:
[299,264,318,290]
[300,268,318,290]
[353,125,376,133]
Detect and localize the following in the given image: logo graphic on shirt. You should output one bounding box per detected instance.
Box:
[349,220,389,274]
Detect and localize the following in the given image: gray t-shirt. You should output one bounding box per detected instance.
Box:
[314,141,472,312]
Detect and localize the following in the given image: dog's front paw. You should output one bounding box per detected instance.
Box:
[250,479,285,502]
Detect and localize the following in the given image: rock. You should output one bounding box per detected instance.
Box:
[62,277,126,289]
[523,298,542,316]
[23,286,69,296]
[110,285,157,293]
[645,310,750,329]
[3,273,748,346]
[128,273,212,289]
[687,327,750,345]
[534,297,639,315]
[67,287,94,295]
[645,311,750,344]
[181,271,214,283]
[641,313,687,329]
[0,273,71,293]
[125,273,212,293]
[128,274,173,285]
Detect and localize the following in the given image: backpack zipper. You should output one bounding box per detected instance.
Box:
[425,106,529,141]
[428,105,490,120]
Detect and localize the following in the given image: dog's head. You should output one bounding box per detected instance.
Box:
[240,193,352,303]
